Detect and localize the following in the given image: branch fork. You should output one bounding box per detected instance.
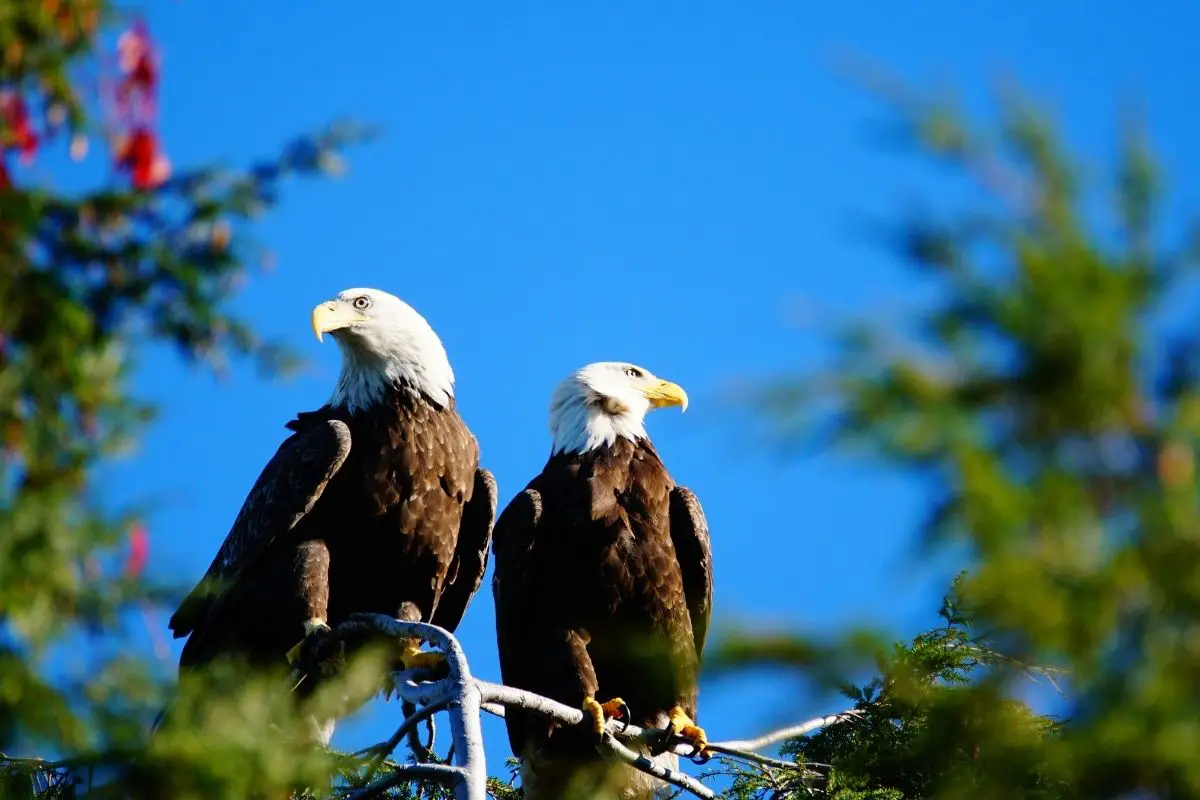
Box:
[320,614,859,800]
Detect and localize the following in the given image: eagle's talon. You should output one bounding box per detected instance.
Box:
[286,617,333,666]
[607,699,631,732]
[600,697,630,732]
[667,705,709,762]
[583,696,628,736]
[399,641,447,673]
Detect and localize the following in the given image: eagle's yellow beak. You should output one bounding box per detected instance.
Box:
[311,301,369,343]
[642,379,689,412]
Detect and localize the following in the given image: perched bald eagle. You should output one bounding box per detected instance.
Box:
[492,362,713,800]
[165,288,496,741]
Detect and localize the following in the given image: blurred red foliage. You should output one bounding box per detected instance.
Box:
[125,522,149,578]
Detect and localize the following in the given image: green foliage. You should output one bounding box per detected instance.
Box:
[0,1,375,795]
[5,3,1197,796]
[747,69,1200,798]
[712,585,1067,800]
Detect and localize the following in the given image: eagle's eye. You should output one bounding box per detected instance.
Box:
[624,366,644,379]
[353,295,372,310]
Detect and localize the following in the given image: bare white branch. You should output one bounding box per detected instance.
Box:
[318,615,856,800]
[337,614,488,800]
[477,681,714,799]
[714,710,863,752]
[603,733,716,799]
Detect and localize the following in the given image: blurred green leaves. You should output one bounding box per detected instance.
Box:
[736,67,1200,798]
[1,0,375,795]
[5,2,1199,796]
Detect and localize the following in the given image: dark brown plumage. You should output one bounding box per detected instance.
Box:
[169,388,495,671]
[162,288,495,741]
[493,435,712,800]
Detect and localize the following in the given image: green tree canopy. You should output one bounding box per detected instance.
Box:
[1,3,374,795]
[4,5,1198,798]
[734,66,1200,799]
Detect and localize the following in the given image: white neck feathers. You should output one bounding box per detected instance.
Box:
[329,324,454,413]
[549,391,648,454]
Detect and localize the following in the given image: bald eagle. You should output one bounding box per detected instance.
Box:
[492,362,713,800]
[165,288,496,741]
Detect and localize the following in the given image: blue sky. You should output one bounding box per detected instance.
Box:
[68,0,1198,782]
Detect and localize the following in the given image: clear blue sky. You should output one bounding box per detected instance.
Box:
[88,0,1197,781]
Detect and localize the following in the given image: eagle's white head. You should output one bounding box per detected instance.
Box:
[549,361,689,454]
[311,287,454,411]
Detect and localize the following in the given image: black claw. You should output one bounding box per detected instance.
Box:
[617,702,631,731]
[690,747,712,765]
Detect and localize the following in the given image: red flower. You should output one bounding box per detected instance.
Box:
[109,22,169,188]
[115,127,171,189]
[115,20,158,122]
[125,523,149,579]
[1,90,38,165]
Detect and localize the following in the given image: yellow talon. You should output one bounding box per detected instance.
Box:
[399,640,446,672]
[668,705,708,756]
[286,618,331,665]
[582,696,629,735]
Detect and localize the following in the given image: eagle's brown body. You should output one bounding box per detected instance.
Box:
[493,436,712,800]
[169,383,495,695]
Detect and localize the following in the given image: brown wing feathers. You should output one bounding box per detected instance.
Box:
[168,418,352,639]
[669,486,713,659]
[431,467,498,631]
[170,392,495,677]
[493,437,713,775]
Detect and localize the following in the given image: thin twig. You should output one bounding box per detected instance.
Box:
[345,763,466,800]
[707,745,815,774]
[715,710,863,751]
[361,698,450,776]
[601,733,716,800]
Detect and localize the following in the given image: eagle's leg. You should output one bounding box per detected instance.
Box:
[286,618,337,668]
[667,705,709,759]
[382,638,446,701]
[582,696,630,736]
[285,540,343,676]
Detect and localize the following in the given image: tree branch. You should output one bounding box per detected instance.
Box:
[713,709,863,751]
[314,615,857,800]
[345,763,466,800]
[477,681,714,799]
[336,615,487,800]
[357,698,449,777]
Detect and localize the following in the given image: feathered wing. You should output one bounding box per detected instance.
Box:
[491,488,543,754]
[168,419,353,640]
[669,486,713,662]
[430,467,498,631]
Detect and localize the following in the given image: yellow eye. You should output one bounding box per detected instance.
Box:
[353,295,372,310]
[624,367,643,379]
